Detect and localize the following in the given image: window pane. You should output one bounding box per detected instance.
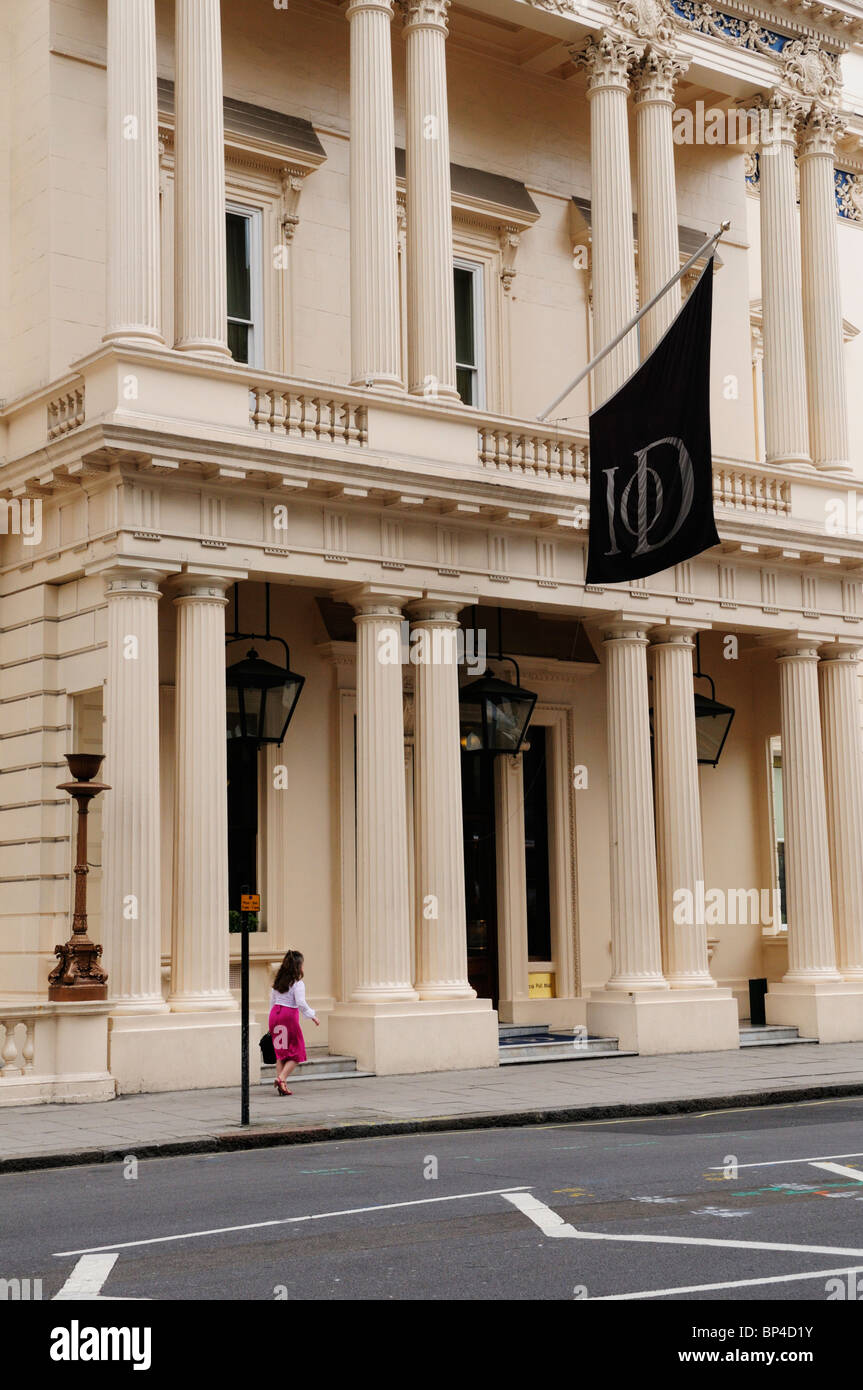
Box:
[454,265,475,366]
[456,365,474,405]
[228,320,250,364]
[226,212,251,321]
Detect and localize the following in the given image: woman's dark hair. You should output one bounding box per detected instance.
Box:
[274,950,304,994]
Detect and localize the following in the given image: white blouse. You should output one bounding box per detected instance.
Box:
[270,979,317,1019]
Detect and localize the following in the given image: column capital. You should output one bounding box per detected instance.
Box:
[648,623,700,647]
[399,0,450,33]
[598,617,651,645]
[344,583,422,616]
[346,0,395,18]
[632,46,689,105]
[171,570,243,603]
[86,557,181,592]
[818,640,862,663]
[759,87,809,144]
[408,592,474,624]
[798,105,845,160]
[573,30,641,95]
[775,637,822,662]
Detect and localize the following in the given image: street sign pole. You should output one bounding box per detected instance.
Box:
[240,884,250,1127]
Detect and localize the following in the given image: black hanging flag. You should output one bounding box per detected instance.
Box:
[585,257,719,586]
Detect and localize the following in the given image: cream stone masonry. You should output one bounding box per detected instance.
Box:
[104,0,162,347]
[348,590,418,1001]
[410,599,475,999]
[649,627,714,987]
[402,0,459,400]
[347,0,402,388]
[599,621,666,990]
[98,565,168,1014]
[633,48,688,358]
[775,640,839,981]
[169,575,237,1009]
[758,92,811,467]
[818,645,863,979]
[577,31,641,404]
[173,0,229,357]
[799,107,852,474]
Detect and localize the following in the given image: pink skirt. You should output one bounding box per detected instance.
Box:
[268,1004,307,1064]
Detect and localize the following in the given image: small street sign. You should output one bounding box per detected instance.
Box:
[240,894,260,913]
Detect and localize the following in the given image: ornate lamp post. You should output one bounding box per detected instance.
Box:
[48,753,110,1001]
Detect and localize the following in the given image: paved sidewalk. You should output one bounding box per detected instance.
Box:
[2,1041,863,1172]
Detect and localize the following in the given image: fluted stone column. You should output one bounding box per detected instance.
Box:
[819,645,863,978]
[410,600,474,999]
[101,568,167,1011]
[169,577,235,1009]
[402,0,459,400]
[495,752,531,1016]
[602,623,667,989]
[759,92,810,467]
[799,108,851,473]
[650,629,714,988]
[173,0,229,357]
[104,0,162,345]
[579,32,640,405]
[633,49,687,358]
[775,641,839,981]
[351,592,418,1001]
[347,0,402,388]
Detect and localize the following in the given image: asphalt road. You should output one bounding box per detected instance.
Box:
[5,1096,863,1302]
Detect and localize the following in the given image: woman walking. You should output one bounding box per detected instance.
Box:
[268,950,319,1096]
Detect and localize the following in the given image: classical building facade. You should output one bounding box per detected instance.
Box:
[2,0,863,1099]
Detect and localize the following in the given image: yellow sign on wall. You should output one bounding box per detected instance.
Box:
[528,971,555,999]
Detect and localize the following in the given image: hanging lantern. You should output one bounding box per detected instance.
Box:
[459,672,537,755]
[225,647,305,745]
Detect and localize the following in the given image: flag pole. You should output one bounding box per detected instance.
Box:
[536,219,731,423]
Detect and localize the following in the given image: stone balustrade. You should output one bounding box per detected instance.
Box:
[46,386,85,441]
[249,385,368,446]
[713,464,791,517]
[477,421,589,483]
[0,1014,36,1079]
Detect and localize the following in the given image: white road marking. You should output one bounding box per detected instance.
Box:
[591,1263,863,1301]
[54,1185,531,1258]
[708,1151,863,1172]
[52,1253,145,1301]
[504,1193,863,1257]
[809,1161,863,1183]
[502,1191,578,1237]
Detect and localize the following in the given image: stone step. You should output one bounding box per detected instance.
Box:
[499,1031,632,1064]
[739,1025,818,1047]
[498,1023,551,1039]
[261,1048,372,1082]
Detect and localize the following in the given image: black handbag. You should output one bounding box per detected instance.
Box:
[259,1032,276,1065]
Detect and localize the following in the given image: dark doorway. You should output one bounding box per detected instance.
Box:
[522,726,552,962]
[227,739,258,920]
[461,751,499,1005]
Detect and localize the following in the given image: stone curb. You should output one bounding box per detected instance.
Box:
[2,1079,863,1176]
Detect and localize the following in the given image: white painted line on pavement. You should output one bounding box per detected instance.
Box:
[504,1193,863,1257]
[591,1264,863,1300]
[52,1253,148,1301]
[809,1161,863,1183]
[54,1185,531,1257]
[708,1151,863,1172]
[502,1191,578,1237]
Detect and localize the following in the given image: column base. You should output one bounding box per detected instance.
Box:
[766,452,814,469]
[498,998,587,1029]
[108,1010,258,1094]
[349,372,404,391]
[765,980,863,1042]
[408,383,460,403]
[166,992,238,1013]
[328,999,498,1075]
[587,987,739,1055]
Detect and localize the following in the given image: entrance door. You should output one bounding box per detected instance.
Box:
[461,752,499,1005]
